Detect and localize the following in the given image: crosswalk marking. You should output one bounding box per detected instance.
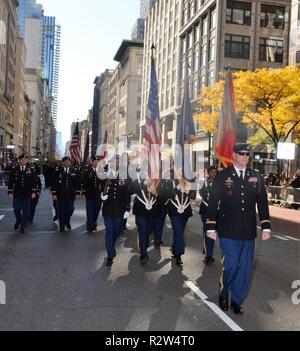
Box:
[273,235,289,241]
[185,281,244,332]
[284,236,300,242]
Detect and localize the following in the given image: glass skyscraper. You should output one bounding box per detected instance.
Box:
[42,16,61,126]
[140,0,157,18]
[18,0,44,36]
[18,1,61,127]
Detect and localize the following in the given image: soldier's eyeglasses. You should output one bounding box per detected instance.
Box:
[237,152,250,156]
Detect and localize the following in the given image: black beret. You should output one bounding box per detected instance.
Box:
[208,165,218,172]
[91,156,99,161]
[19,154,28,160]
[62,156,71,162]
[233,143,252,153]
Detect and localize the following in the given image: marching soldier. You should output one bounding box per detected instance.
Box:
[29,173,42,224]
[130,170,159,264]
[82,156,103,233]
[101,156,131,267]
[199,165,218,265]
[207,143,271,315]
[8,155,37,233]
[162,177,196,266]
[51,157,81,232]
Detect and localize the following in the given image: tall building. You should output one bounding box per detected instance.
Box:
[141,0,182,146]
[132,18,145,40]
[42,17,61,127]
[18,0,43,36]
[13,27,28,156]
[140,0,158,18]
[141,0,292,151]
[290,0,300,65]
[24,17,43,69]
[0,0,19,161]
[113,40,144,146]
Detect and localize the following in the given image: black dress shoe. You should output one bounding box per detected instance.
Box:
[176,257,183,267]
[140,255,149,265]
[14,222,20,230]
[53,215,58,221]
[59,228,65,233]
[20,229,25,234]
[93,225,97,231]
[231,301,244,315]
[106,258,113,267]
[204,257,215,266]
[66,223,71,230]
[219,296,229,311]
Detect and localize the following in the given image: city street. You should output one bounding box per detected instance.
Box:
[0,186,299,331]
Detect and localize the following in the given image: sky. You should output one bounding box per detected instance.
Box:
[41,0,140,147]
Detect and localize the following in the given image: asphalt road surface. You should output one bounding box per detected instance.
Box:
[0,187,299,331]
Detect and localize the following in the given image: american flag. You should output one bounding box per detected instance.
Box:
[145,56,161,182]
[70,122,81,165]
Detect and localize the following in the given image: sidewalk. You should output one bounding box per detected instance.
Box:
[269,206,300,238]
[191,199,300,239]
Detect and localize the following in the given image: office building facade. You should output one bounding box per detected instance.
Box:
[290,0,300,64]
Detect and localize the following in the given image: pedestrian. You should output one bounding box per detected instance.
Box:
[8,155,37,233]
[51,157,81,232]
[101,155,131,267]
[290,170,300,209]
[207,143,271,315]
[199,165,218,265]
[82,156,103,233]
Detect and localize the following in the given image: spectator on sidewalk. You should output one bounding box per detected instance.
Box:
[290,170,300,210]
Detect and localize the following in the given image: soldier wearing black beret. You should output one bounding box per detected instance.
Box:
[82,156,103,232]
[207,143,271,314]
[8,155,37,233]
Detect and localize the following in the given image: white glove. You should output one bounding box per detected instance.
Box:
[101,193,108,201]
[123,211,130,219]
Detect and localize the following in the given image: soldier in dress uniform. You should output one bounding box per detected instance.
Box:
[101,156,131,266]
[161,177,196,266]
[82,156,102,233]
[130,169,159,264]
[199,165,218,265]
[207,143,271,315]
[51,157,81,232]
[8,155,37,233]
[29,173,42,224]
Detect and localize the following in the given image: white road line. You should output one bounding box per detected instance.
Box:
[0,215,4,221]
[284,236,300,242]
[185,281,244,332]
[273,235,289,241]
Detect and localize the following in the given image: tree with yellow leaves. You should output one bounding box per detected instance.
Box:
[195,66,300,156]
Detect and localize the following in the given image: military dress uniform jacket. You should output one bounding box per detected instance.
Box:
[199,180,213,216]
[161,180,196,218]
[8,166,36,199]
[51,166,80,200]
[130,178,159,218]
[206,166,271,241]
[101,175,131,218]
[82,167,102,198]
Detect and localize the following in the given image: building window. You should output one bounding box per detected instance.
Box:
[259,38,283,62]
[208,37,216,62]
[210,7,217,30]
[202,15,208,37]
[200,43,207,67]
[208,70,215,86]
[296,50,300,64]
[226,0,251,26]
[260,4,285,30]
[225,34,250,59]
